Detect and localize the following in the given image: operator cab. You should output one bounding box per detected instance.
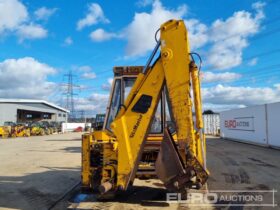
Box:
[103,66,175,139]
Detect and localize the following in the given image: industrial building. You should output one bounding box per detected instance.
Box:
[0,99,69,125]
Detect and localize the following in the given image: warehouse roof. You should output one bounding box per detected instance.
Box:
[0,98,69,113]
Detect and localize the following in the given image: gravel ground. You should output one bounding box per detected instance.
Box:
[0,132,82,210]
[0,134,279,210]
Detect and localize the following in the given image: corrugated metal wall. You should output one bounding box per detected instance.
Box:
[203,114,220,135]
[220,102,280,148]
[0,103,67,125]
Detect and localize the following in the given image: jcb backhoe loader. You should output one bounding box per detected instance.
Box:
[82,19,209,198]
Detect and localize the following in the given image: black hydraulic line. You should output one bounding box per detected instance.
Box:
[143,41,161,74]
[154,28,160,43]
[190,52,202,73]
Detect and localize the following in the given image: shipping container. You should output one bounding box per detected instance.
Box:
[203,114,220,135]
[267,102,280,148]
[220,102,280,148]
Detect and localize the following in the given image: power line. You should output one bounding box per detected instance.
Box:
[242,48,280,62]
[202,74,280,87]
[204,44,280,71]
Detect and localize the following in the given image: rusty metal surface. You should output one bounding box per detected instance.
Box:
[155,129,191,191]
[155,129,209,191]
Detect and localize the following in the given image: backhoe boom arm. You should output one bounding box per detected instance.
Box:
[111,20,208,191]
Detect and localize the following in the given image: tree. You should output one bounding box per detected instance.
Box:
[203,109,215,115]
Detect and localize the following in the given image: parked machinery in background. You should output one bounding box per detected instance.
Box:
[39,121,53,134]
[0,126,10,138]
[1,122,30,138]
[2,122,15,137]
[50,121,62,133]
[0,121,63,138]
[49,121,58,133]
[38,122,52,135]
[10,123,31,137]
[29,122,45,136]
[4,121,16,127]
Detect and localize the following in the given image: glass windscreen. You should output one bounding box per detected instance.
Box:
[105,77,163,134]
[150,99,163,134]
[124,78,136,101]
[165,94,176,133]
[105,79,121,131]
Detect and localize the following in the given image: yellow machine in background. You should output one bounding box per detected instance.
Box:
[30,123,45,136]
[30,127,45,136]
[0,126,10,138]
[0,124,30,138]
[82,19,208,198]
[11,125,31,137]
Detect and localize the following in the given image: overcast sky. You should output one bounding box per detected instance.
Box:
[0,0,279,116]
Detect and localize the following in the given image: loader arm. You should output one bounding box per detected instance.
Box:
[111,19,208,191]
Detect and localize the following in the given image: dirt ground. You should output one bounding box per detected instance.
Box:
[0,134,279,210]
[0,133,82,210]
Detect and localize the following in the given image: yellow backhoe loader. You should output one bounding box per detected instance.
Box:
[10,124,31,137]
[82,19,209,198]
[0,126,10,139]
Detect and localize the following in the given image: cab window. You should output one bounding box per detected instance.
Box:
[105,79,121,131]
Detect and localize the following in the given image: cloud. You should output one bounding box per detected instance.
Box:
[202,84,280,106]
[203,103,246,112]
[63,36,73,46]
[77,3,109,30]
[74,65,96,79]
[207,2,265,70]
[17,23,47,41]
[184,19,208,49]
[84,0,265,70]
[248,57,258,66]
[0,0,28,33]
[75,93,109,114]
[82,72,96,79]
[202,71,241,83]
[101,78,113,91]
[136,0,153,7]
[0,57,56,99]
[90,28,118,42]
[123,0,187,57]
[252,1,266,20]
[34,7,57,21]
[90,0,206,57]
[77,65,92,72]
[0,0,48,41]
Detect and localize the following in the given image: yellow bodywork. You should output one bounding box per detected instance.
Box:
[0,126,10,138]
[31,126,45,136]
[11,125,31,137]
[82,19,208,196]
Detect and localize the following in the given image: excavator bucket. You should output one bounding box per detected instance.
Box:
[155,128,191,191]
[155,128,208,191]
